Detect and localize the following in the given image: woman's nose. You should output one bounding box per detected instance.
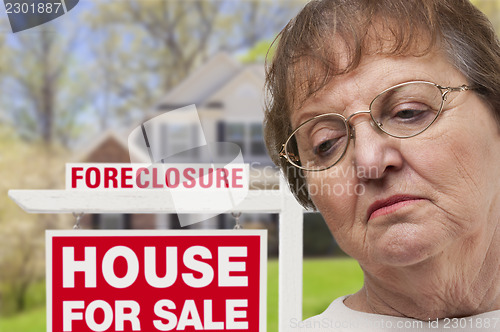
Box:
[349,119,404,180]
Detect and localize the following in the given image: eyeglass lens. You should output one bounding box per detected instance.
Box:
[286,82,445,170]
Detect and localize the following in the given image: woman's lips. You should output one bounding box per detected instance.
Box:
[367,195,425,221]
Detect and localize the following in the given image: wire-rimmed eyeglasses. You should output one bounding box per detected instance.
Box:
[280,81,473,171]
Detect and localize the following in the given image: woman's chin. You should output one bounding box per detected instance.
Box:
[367,222,444,267]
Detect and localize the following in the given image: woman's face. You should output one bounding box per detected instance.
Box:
[293,50,500,269]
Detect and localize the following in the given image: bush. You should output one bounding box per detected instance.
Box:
[303,213,346,256]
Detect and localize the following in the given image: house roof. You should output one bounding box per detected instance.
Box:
[156,52,242,110]
[205,66,265,106]
[74,130,149,163]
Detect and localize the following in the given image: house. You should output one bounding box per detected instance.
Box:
[75,52,279,249]
[149,52,271,166]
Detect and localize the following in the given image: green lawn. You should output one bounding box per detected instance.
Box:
[0,306,46,332]
[0,258,363,332]
[268,257,363,331]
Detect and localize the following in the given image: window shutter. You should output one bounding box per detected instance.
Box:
[217,121,225,141]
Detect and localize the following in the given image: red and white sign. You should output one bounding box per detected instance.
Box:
[46,230,267,332]
[66,164,249,191]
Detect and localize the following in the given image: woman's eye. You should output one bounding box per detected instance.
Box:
[395,109,426,119]
[389,103,435,122]
[305,122,347,160]
[312,136,343,158]
[316,140,334,154]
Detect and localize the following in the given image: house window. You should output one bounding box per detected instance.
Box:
[167,124,191,156]
[250,124,266,155]
[222,122,267,158]
[226,123,246,155]
[159,123,198,161]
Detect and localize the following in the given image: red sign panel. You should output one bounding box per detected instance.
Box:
[46,230,267,331]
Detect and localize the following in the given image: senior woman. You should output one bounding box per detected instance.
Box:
[264,0,500,330]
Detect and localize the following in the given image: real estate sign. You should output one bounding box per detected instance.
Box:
[46,230,267,332]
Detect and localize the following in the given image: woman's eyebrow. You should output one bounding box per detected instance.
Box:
[292,99,345,129]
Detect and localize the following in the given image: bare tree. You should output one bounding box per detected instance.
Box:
[86,0,304,124]
[1,21,91,145]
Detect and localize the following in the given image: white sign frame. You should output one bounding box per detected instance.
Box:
[10,176,304,332]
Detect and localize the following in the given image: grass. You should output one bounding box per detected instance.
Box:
[0,258,363,332]
[0,306,46,332]
[302,258,363,319]
[268,257,363,331]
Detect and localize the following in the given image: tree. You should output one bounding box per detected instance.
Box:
[0,126,69,314]
[239,39,275,64]
[85,0,305,125]
[0,18,93,145]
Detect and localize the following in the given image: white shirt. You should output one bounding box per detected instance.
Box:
[290,296,500,331]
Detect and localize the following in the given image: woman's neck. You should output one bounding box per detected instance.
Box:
[346,227,500,320]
